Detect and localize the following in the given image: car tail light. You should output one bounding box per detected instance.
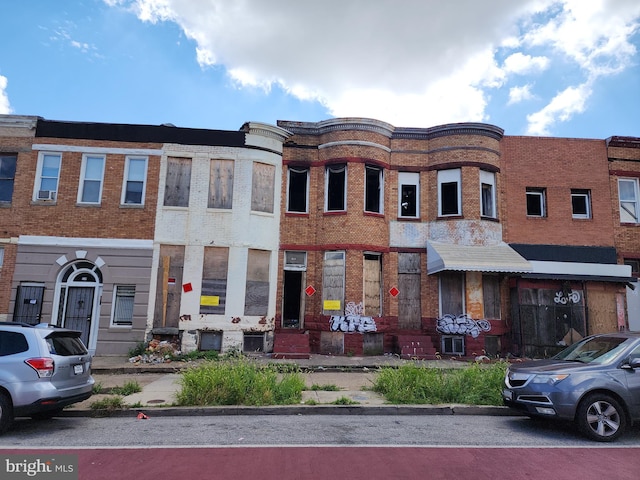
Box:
[25,358,55,378]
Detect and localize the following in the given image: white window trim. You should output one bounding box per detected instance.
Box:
[571,189,591,219]
[110,285,135,328]
[398,172,419,218]
[526,188,546,217]
[33,152,62,202]
[438,169,461,217]
[78,154,106,204]
[480,170,496,218]
[619,178,640,223]
[121,156,148,206]
[325,164,347,212]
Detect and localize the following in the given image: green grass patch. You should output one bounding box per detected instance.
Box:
[90,396,127,410]
[372,362,508,405]
[332,396,359,405]
[310,384,340,391]
[110,380,142,396]
[176,359,306,406]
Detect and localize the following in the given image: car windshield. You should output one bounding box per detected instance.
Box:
[553,336,630,364]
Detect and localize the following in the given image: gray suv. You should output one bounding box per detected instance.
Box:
[503,332,640,441]
[0,322,94,434]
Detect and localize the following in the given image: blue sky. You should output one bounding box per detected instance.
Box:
[0,0,638,139]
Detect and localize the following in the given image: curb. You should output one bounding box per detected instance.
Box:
[61,404,521,418]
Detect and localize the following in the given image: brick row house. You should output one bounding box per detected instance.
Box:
[0,114,637,358]
[0,115,291,355]
[273,119,637,359]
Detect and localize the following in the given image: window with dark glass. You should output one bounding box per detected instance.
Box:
[526,188,546,217]
[441,182,459,216]
[326,164,346,211]
[0,154,17,203]
[571,189,591,219]
[287,167,308,213]
[365,165,382,213]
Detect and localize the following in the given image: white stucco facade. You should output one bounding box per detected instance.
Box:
[149,123,291,352]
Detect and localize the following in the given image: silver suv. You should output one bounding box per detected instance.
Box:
[503,332,640,441]
[0,322,94,434]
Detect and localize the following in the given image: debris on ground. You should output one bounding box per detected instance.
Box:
[128,339,181,364]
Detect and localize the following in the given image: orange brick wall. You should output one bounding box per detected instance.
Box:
[501,136,616,246]
[8,138,161,240]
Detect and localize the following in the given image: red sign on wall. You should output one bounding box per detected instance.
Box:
[389,287,400,297]
[305,285,316,296]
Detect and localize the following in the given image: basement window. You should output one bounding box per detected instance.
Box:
[442,335,464,355]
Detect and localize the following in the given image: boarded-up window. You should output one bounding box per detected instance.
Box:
[363,253,381,316]
[209,159,234,209]
[398,253,421,329]
[153,245,184,328]
[244,249,270,316]
[322,251,345,315]
[251,162,275,213]
[440,272,464,316]
[164,157,191,207]
[483,275,501,319]
[200,247,229,315]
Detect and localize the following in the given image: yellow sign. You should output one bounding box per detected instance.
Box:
[324,300,341,311]
[200,296,220,306]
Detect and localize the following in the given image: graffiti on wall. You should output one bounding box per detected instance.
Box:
[554,290,581,304]
[329,302,377,333]
[436,314,491,338]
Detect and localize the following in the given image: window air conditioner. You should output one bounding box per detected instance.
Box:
[37,190,56,201]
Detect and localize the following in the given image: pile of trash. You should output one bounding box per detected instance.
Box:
[128,339,181,364]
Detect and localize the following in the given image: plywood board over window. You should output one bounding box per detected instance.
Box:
[398,253,421,329]
[153,245,184,328]
[251,162,275,213]
[164,157,191,207]
[200,246,229,315]
[244,249,270,316]
[209,159,234,209]
[322,251,345,315]
[363,253,382,316]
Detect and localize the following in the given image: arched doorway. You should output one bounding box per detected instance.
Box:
[54,261,103,354]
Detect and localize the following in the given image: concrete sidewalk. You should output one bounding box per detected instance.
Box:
[62,354,516,417]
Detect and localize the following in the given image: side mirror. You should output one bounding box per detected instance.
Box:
[625,356,640,369]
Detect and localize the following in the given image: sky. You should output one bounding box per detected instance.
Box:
[0,0,638,139]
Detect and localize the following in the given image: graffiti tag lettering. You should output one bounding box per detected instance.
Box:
[436,314,491,338]
[330,315,377,333]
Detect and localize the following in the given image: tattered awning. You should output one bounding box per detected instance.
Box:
[426,241,532,275]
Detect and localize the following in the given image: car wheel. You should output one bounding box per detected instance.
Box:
[576,393,626,442]
[0,392,14,435]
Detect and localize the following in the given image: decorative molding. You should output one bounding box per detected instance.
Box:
[318,140,391,152]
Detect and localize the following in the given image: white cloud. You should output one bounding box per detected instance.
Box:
[503,53,549,75]
[0,75,11,114]
[526,82,592,135]
[106,0,640,132]
[508,84,535,105]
